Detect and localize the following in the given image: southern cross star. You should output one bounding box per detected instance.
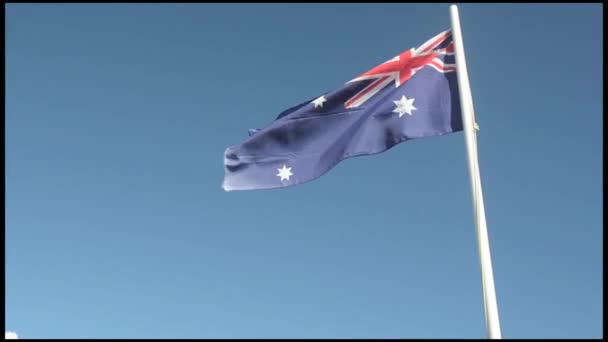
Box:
[312,95,327,109]
[276,164,293,181]
[393,95,417,117]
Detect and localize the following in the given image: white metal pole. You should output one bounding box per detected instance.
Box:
[449,4,502,339]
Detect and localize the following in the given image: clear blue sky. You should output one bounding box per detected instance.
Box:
[5,3,602,339]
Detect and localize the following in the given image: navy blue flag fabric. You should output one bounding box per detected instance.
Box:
[223,30,462,191]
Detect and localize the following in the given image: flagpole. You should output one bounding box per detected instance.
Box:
[449,4,502,339]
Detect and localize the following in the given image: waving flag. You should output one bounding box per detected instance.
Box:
[222,30,462,191]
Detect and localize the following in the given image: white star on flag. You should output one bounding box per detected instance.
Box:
[312,95,327,108]
[392,95,417,117]
[276,164,293,181]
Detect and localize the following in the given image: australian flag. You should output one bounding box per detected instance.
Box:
[222,30,462,191]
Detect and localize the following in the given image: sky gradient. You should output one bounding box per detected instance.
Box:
[5,3,603,338]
